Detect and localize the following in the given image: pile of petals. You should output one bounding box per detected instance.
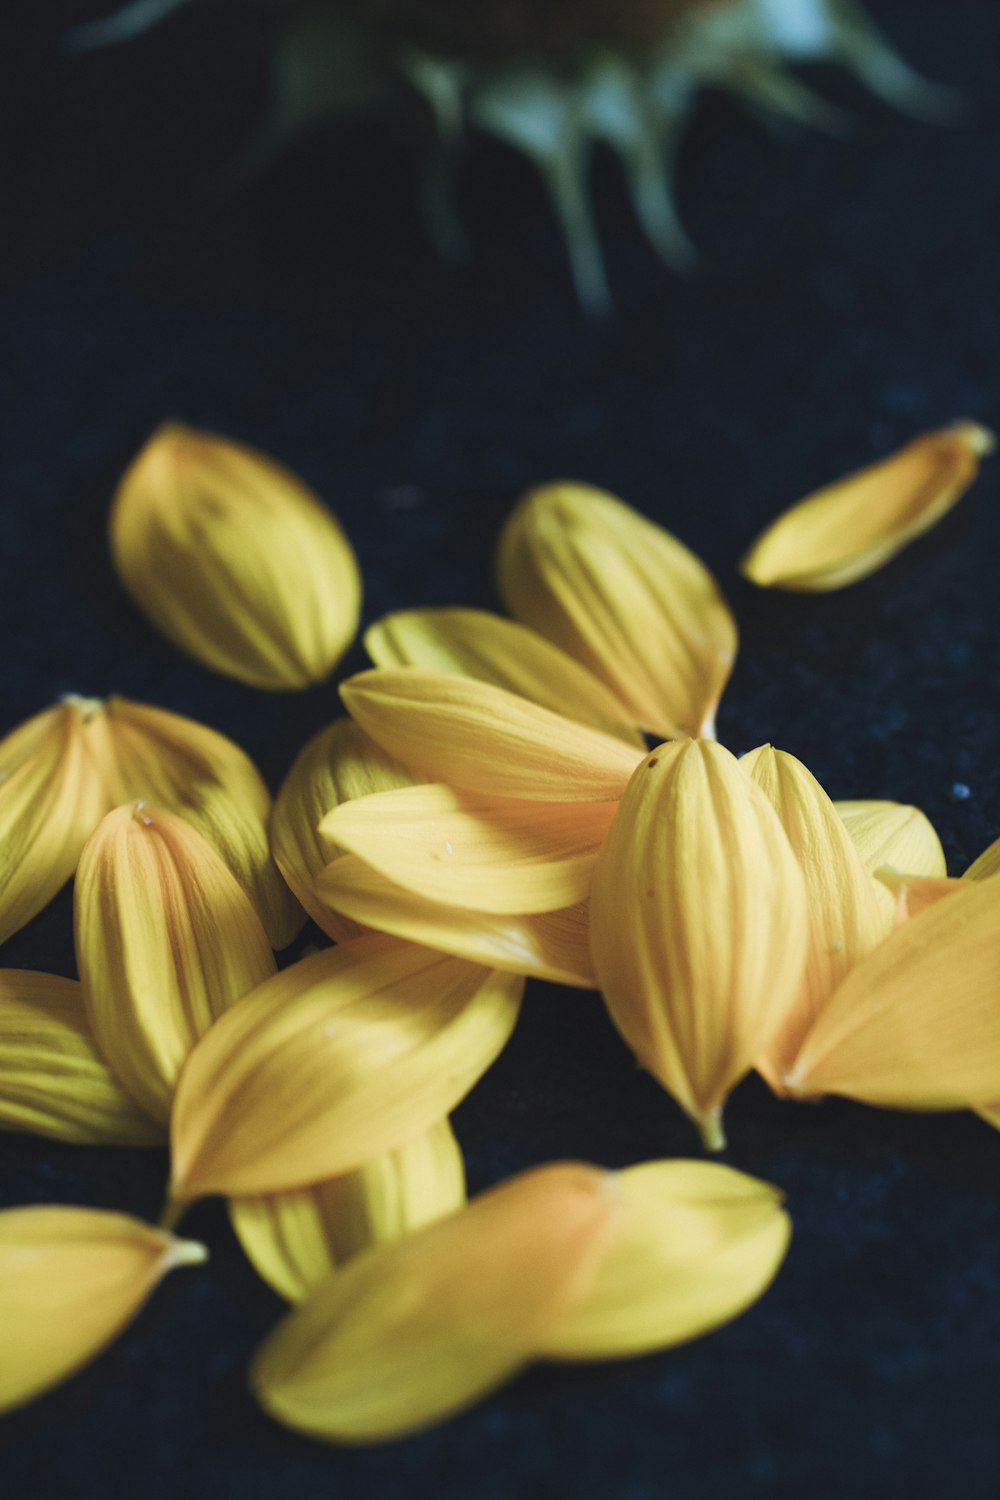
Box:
[0,415,996,1436]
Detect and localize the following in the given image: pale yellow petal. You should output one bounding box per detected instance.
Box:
[835,799,946,877]
[590,740,809,1147]
[0,1206,206,1415]
[964,834,1000,881]
[170,934,523,1201]
[250,1163,621,1443]
[741,422,994,591]
[366,609,644,745]
[75,805,277,1125]
[497,481,737,739]
[230,1119,466,1302]
[874,868,966,925]
[109,423,362,690]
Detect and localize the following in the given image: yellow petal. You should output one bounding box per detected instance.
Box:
[964,834,1000,881]
[835,798,947,878]
[230,1119,466,1302]
[109,423,362,690]
[75,805,277,1124]
[170,934,523,1201]
[270,719,417,943]
[786,875,1000,1108]
[0,970,162,1146]
[0,1206,206,1415]
[341,669,643,801]
[250,1163,621,1443]
[741,746,886,1088]
[322,785,617,915]
[590,740,809,1148]
[740,421,994,591]
[366,608,644,746]
[497,481,738,739]
[874,868,966,925]
[545,1161,790,1360]
[316,856,597,987]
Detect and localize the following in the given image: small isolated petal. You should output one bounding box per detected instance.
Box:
[740,422,994,591]
[230,1119,465,1302]
[590,740,809,1147]
[75,805,277,1124]
[835,799,947,878]
[170,933,523,1201]
[964,834,1000,882]
[497,482,738,739]
[109,423,362,690]
[0,971,162,1146]
[0,1206,206,1415]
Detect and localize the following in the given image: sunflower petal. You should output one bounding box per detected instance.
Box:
[109,423,362,690]
[75,805,277,1124]
[229,1119,466,1302]
[835,799,947,878]
[740,422,994,591]
[0,1206,206,1415]
[496,482,737,739]
[341,669,643,802]
[170,934,523,1201]
[590,740,809,1147]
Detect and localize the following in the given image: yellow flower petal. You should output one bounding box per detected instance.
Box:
[321,785,617,915]
[497,481,738,739]
[250,1163,621,1443]
[0,970,162,1146]
[170,934,523,1201]
[874,868,966,925]
[835,798,947,878]
[316,856,597,987]
[75,805,277,1124]
[230,1119,466,1302]
[270,719,417,943]
[740,422,994,591]
[741,746,886,1088]
[109,423,362,690]
[964,834,1000,881]
[590,740,809,1148]
[545,1161,790,1360]
[786,875,1000,1108]
[341,669,643,801]
[0,1206,206,1415]
[366,608,644,746]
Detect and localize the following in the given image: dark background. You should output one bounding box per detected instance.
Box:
[1,1,999,1494]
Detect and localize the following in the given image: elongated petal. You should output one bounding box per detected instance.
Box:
[0,1207,206,1415]
[341,669,642,801]
[109,423,362,690]
[230,1119,465,1302]
[0,970,162,1146]
[741,422,994,591]
[75,805,277,1124]
[742,746,886,1087]
[545,1161,790,1360]
[964,834,1000,882]
[590,740,809,1147]
[497,482,737,739]
[251,1163,622,1443]
[835,799,946,878]
[322,785,617,915]
[170,934,523,1200]
[270,719,417,943]
[786,875,1000,1107]
[366,609,644,746]
[316,856,597,987]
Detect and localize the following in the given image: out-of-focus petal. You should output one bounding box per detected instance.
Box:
[874,868,966,925]
[964,834,1000,882]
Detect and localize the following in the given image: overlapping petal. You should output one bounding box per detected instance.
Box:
[835,799,946,879]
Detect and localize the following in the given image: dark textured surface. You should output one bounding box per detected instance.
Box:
[2,1,1000,1494]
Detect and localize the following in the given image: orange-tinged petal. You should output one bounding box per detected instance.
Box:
[170,934,523,1201]
[835,799,946,878]
[366,608,644,746]
[250,1163,621,1443]
[786,875,1000,1108]
[874,868,966,925]
[741,746,886,1088]
[0,970,162,1146]
[590,740,809,1148]
[497,481,737,739]
[109,423,362,690]
[740,422,994,591]
[230,1119,465,1302]
[964,834,1000,881]
[321,785,617,915]
[75,805,277,1125]
[0,1206,206,1415]
[341,669,642,802]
